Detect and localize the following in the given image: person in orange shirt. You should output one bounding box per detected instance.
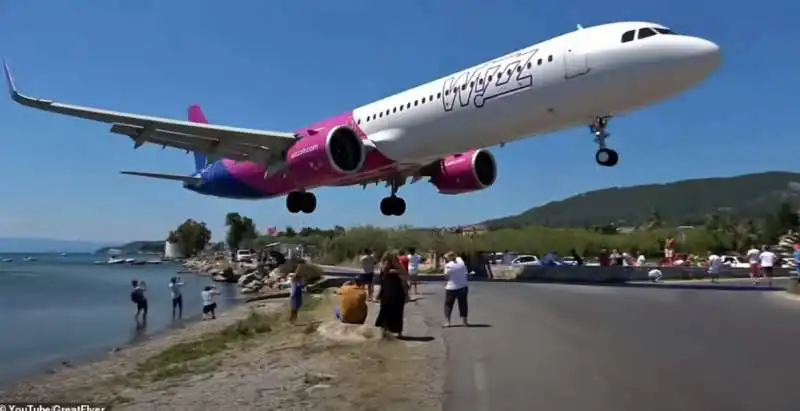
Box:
[337,280,368,325]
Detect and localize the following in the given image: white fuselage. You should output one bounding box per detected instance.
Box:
[354,21,721,163]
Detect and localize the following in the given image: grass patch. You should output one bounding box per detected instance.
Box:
[133,294,328,383]
[135,309,278,381]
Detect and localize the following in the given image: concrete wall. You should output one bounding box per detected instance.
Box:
[510,265,795,283]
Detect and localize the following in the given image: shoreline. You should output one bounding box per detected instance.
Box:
[0,289,446,410]
[0,261,246,388]
[0,299,285,403]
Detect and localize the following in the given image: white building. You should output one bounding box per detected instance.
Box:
[164,241,183,259]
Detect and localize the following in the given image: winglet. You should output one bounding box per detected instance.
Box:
[576,24,584,30]
[3,60,18,99]
[2,60,53,108]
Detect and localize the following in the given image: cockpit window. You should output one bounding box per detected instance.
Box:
[654,28,677,35]
[638,27,657,40]
[621,30,635,43]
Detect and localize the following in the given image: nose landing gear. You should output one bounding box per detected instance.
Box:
[590,116,619,167]
[379,176,407,216]
[286,191,316,214]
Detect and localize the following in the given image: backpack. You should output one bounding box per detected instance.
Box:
[130,289,142,303]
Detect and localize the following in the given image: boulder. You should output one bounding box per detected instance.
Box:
[238,272,259,287]
[316,321,384,343]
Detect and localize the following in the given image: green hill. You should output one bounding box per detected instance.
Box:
[482,171,800,229]
[95,241,164,255]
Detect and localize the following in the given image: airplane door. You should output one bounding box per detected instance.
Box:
[563,48,589,79]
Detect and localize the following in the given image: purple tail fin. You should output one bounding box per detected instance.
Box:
[188,105,209,173]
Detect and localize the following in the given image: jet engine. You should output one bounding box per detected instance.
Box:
[284,126,366,185]
[430,149,497,194]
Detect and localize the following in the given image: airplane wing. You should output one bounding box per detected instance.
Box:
[3,62,297,164]
[120,171,203,184]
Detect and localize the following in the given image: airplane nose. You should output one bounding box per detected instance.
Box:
[684,37,722,73]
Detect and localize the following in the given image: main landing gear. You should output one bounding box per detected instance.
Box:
[286,191,316,214]
[590,116,619,167]
[380,177,406,216]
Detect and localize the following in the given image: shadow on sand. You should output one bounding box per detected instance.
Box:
[398,335,436,342]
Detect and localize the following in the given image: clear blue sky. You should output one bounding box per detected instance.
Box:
[0,0,793,242]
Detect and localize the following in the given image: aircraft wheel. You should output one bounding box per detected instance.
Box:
[300,193,317,214]
[286,192,302,213]
[595,148,619,167]
[380,197,393,216]
[379,196,406,216]
[393,197,407,216]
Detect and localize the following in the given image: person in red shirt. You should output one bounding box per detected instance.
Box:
[598,249,610,267]
[398,249,410,272]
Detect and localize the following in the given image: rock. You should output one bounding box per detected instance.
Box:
[212,275,227,282]
[306,384,331,394]
[304,372,335,385]
[238,272,259,287]
[316,321,384,343]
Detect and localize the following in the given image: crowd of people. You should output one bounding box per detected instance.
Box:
[329,248,470,336]
[646,244,781,286]
[128,276,223,328]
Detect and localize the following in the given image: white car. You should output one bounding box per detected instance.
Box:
[719,255,749,269]
[235,249,253,262]
[510,255,541,266]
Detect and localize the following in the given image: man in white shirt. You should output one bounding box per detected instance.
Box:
[758,246,777,287]
[359,249,377,301]
[407,248,422,296]
[169,276,185,320]
[443,251,469,328]
[707,253,723,283]
[745,245,761,284]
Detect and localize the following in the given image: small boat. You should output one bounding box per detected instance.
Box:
[145,260,162,265]
[60,253,68,257]
[107,258,126,264]
[130,260,146,265]
[0,258,12,263]
[23,256,37,262]
[124,258,136,264]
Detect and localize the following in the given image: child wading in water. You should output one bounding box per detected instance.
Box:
[201,285,221,320]
[289,274,305,324]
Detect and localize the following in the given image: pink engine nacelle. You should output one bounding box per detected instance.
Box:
[284,126,367,186]
[430,149,498,194]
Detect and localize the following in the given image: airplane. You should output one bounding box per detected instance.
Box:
[3,21,720,217]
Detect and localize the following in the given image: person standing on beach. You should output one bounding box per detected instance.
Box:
[201,285,221,320]
[289,274,305,325]
[169,276,185,320]
[130,279,148,326]
[359,249,377,301]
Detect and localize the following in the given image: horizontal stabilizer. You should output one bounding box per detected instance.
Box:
[120,171,203,184]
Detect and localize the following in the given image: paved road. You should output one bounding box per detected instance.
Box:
[413,281,800,411]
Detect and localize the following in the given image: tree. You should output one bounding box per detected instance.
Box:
[225,212,258,252]
[645,209,665,230]
[284,226,297,237]
[169,219,211,257]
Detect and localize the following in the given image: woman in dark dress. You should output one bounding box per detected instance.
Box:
[375,251,409,336]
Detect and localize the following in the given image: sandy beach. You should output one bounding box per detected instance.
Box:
[0,289,445,410]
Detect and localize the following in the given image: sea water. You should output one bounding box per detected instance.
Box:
[0,253,241,384]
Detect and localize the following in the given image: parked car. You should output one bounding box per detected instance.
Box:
[510,255,541,266]
[235,249,253,262]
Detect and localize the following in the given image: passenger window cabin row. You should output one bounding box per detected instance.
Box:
[621,27,677,43]
[357,53,555,125]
